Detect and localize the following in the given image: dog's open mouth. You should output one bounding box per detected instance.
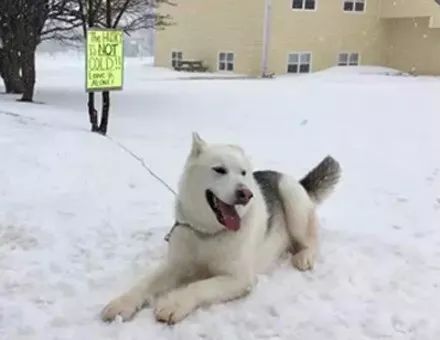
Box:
[206,190,240,231]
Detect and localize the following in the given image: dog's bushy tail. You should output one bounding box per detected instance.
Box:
[300,156,341,204]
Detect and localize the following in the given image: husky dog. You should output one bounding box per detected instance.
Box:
[101,133,341,324]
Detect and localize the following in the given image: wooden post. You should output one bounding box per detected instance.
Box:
[99,0,112,135]
[87,0,99,131]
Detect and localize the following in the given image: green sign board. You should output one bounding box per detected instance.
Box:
[86,29,124,91]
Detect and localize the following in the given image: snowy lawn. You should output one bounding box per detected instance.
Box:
[1,54,440,340]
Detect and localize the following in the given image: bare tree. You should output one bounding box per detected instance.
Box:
[0,0,58,100]
[18,1,50,102]
[0,0,25,94]
[74,0,173,134]
[42,0,172,42]
[0,0,172,105]
[1,0,172,135]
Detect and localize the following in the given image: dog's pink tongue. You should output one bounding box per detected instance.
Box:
[218,202,240,231]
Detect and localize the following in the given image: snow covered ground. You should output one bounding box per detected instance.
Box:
[1,53,440,340]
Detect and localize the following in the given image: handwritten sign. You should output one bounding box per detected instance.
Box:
[86,29,124,91]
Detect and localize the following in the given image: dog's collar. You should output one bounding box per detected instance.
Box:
[164,221,226,242]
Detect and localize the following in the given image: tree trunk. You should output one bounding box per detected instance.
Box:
[0,49,24,94]
[9,51,24,94]
[0,49,6,90]
[0,55,12,92]
[87,0,100,133]
[97,0,112,135]
[88,92,99,131]
[19,47,36,102]
[99,91,110,135]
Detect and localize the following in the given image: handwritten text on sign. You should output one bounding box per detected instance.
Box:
[86,29,124,91]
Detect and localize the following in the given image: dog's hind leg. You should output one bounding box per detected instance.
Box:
[290,210,318,271]
[278,175,318,271]
[101,262,189,322]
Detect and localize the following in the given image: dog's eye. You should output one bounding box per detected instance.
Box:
[241,170,247,176]
[213,166,228,175]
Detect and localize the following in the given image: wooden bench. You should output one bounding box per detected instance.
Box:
[174,60,208,72]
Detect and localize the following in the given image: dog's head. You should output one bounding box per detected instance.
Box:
[178,133,256,233]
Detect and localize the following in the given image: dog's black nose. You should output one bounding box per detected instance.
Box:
[236,187,253,205]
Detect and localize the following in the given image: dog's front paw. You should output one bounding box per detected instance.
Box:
[154,292,196,325]
[291,248,315,271]
[101,294,142,322]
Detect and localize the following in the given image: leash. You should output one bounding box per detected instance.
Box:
[104,135,225,242]
[4,111,210,241]
[104,135,177,196]
[164,221,227,242]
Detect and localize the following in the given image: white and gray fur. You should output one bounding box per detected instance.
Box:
[255,155,341,235]
[101,133,341,324]
[253,171,283,234]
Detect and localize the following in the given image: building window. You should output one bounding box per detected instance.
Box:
[338,52,360,66]
[219,52,234,71]
[287,53,312,73]
[343,0,365,12]
[292,0,316,10]
[171,51,182,68]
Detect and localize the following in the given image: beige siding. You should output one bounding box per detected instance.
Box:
[430,14,440,28]
[384,17,440,75]
[381,0,440,19]
[268,0,387,75]
[154,0,440,76]
[155,0,265,75]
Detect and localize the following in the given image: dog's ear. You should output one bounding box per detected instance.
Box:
[191,132,207,157]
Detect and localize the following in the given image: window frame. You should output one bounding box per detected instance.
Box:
[337,52,361,66]
[218,51,235,72]
[287,52,313,74]
[171,50,183,68]
[291,0,318,11]
[343,0,366,13]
